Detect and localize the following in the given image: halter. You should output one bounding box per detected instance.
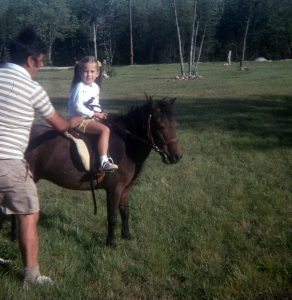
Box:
[146,114,178,155]
[109,114,177,156]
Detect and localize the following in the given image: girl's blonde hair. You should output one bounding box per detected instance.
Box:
[71,56,100,89]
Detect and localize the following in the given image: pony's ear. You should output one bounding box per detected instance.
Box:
[169,97,176,105]
[145,93,154,107]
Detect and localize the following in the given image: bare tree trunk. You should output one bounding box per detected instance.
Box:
[48,25,53,65]
[240,18,249,70]
[227,50,232,65]
[191,21,200,74]
[194,23,206,77]
[189,0,197,76]
[129,0,134,65]
[93,23,97,59]
[171,0,185,77]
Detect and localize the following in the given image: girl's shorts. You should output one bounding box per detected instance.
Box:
[76,119,93,133]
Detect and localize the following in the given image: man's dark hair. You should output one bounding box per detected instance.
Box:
[9,27,47,65]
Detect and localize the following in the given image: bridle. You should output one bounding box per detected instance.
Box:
[146,114,178,155]
[110,114,177,156]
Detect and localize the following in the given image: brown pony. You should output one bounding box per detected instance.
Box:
[6,97,183,246]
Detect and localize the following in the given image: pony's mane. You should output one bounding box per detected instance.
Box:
[126,97,176,119]
[108,97,176,136]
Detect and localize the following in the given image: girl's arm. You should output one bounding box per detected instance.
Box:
[69,84,95,118]
[91,83,102,112]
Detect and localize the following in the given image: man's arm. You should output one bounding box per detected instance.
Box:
[46,111,82,132]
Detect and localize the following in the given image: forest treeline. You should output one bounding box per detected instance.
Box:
[0,0,291,66]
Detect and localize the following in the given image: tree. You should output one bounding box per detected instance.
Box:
[189,0,198,76]
[92,0,129,64]
[240,17,249,70]
[170,0,185,77]
[0,0,10,61]
[129,0,134,64]
[31,0,77,65]
[194,23,207,76]
[1,0,291,64]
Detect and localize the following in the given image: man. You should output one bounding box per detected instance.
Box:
[0,28,82,285]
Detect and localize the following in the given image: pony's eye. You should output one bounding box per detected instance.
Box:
[159,125,165,131]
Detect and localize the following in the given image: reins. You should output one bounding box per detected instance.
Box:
[110,114,176,156]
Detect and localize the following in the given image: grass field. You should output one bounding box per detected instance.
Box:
[0,61,291,299]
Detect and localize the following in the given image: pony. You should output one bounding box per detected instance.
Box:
[3,97,183,246]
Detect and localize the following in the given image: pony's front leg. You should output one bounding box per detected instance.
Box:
[119,190,133,241]
[106,189,121,247]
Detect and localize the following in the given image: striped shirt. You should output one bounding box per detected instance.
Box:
[0,63,55,159]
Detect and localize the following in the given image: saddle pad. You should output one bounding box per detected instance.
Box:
[64,131,90,171]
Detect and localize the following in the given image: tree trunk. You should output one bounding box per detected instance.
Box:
[171,0,185,77]
[227,50,232,65]
[47,26,53,65]
[129,0,134,65]
[189,0,197,76]
[240,18,250,70]
[194,23,206,77]
[93,23,97,59]
[191,21,199,74]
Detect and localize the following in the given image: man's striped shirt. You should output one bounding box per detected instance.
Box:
[0,63,55,159]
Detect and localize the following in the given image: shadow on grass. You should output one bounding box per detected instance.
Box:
[39,211,107,249]
[176,95,292,149]
[51,95,292,149]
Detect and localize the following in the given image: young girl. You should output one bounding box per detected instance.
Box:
[68,56,118,172]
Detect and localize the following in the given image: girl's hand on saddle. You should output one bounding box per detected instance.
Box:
[94,112,107,120]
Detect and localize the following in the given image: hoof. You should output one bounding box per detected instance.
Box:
[106,238,117,248]
[121,231,134,240]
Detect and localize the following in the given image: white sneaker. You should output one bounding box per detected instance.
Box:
[33,275,53,285]
[24,275,54,288]
[0,258,12,266]
[99,158,118,172]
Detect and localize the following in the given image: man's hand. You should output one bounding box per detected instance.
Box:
[69,116,84,128]
[47,112,83,132]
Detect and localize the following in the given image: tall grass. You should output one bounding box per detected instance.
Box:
[0,61,291,299]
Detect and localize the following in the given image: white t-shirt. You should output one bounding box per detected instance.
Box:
[68,81,101,118]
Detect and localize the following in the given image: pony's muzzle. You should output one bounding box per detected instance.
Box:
[161,145,183,164]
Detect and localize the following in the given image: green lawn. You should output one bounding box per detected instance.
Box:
[1,61,291,299]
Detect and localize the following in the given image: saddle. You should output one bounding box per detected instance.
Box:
[64,130,105,183]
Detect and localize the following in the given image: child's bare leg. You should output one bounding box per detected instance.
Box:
[84,120,118,171]
[84,120,110,155]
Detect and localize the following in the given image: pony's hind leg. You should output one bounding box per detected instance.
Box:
[0,210,3,230]
[11,215,18,240]
[0,211,18,240]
